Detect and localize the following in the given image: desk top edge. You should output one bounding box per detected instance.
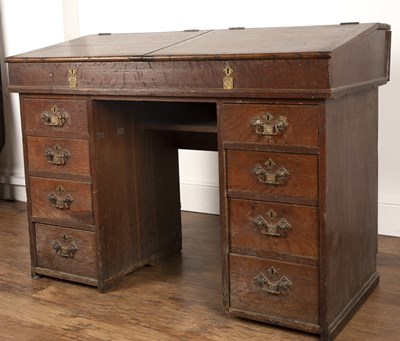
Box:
[5,23,390,63]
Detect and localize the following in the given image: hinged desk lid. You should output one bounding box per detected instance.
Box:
[6,23,391,98]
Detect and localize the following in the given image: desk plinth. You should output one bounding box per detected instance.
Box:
[6,23,391,340]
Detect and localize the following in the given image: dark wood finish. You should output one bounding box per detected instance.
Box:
[229,198,318,262]
[22,97,88,138]
[226,150,318,200]
[5,24,391,340]
[35,223,96,281]
[229,254,319,331]
[30,177,93,227]
[322,89,380,339]
[27,136,90,178]
[6,24,390,99]
[1,201,399,341]
[222,103,319,148]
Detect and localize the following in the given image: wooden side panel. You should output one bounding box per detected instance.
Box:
[324,89,379,335]
[331,29,390,90]
[92,101,182,289]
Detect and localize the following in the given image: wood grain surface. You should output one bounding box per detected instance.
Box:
[0,200,398,341]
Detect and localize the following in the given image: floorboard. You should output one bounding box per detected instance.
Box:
[0,200,399,340]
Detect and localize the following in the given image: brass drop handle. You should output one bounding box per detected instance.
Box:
[41,105,70,127]
[253,158,289,185]
[255,267,293,295]
[250,112,288,136]
[253,209,291,237]
[44,144,71,165]
[48,185,73,210]
[52,234,78,258]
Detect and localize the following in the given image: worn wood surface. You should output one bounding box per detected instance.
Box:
[323,89,380,337]
[0,200,399,341]
[226,150,318,200]
[27,136,90,178]
[229,198,319,262]
[29,176,94,227]
[221,103,320,148]
[22,97,89,138]
[6,24,391,99]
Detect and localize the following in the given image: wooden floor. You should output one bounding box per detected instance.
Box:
[0,200,399,341]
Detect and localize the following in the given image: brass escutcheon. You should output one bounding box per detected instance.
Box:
[48,185,73,210]
[253,209,291,237]
[68,68,78,88]
[255,267,293,295]
[42,105,70,127]
[250,112,288,136]
[52,234,78,258]
[44,144,71,166]
[223,65,234,90]
[253,158,289,185]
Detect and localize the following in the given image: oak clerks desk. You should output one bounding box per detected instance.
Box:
[6,23,391,340]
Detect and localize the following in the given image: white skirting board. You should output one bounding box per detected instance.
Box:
[179,180,220,215]
[378,200,400,237]
[1,181,399,237]
[0,173,27,202]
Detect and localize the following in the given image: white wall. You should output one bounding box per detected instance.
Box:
[0,0,399,236]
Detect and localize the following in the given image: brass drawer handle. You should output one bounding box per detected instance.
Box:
[52,234,78,258]
[253,158,289,185]
[44,144,71,165]
[255,267,293,295]
[253,209,291,237]
[250,112,288,136]
[42,105,70,127]
[48,185,73,210]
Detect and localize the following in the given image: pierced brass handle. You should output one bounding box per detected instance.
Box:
[250,112,288,136]
[253,209,291,237]
[52,234,78,258]
[253,158,289,185]
[44,144,71,165]
[48,185,73,210]
[42,105,70,127]
[255,267,293,295]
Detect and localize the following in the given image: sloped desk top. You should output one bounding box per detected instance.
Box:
[6,23,391,98]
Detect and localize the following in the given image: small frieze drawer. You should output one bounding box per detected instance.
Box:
[226,150,318,200]
[30,176,93,227]
[221,103,319,148]
[23,97,88,136]
[35,223,96,279]
[229,199,318,260]
[27,136,90,177]
[229,253,319,326]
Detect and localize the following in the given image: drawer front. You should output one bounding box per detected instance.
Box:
[229,199,318,259]
[222,104,319,147]
[27,136,90,177]
[30,177,93,226]
[23,98,88,136]
[35,223,96,278]
[229,254,319,325]
[226,150,318,200]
